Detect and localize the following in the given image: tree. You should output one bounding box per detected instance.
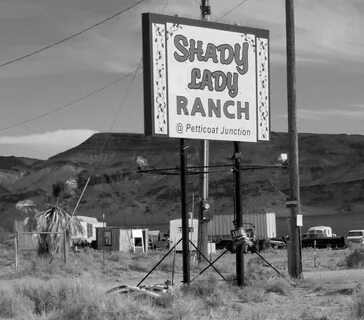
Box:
[15,178,83,256]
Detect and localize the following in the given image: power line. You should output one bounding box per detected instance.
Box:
[0,66,142,132]
[0,0,145,70]
[216,0,248,21]
[49,58,142,262]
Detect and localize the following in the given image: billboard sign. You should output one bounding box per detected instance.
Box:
[142,13,270,142]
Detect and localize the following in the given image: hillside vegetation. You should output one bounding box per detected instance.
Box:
[1,132,363,236]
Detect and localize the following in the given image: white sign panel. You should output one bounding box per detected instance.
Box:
[143,13,270,142]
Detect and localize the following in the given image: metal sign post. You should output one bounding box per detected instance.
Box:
[233,142,244,286]
[197,0,211,264]
[180,139,190,284]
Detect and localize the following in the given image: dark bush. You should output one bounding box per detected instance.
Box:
[346,248,364,268]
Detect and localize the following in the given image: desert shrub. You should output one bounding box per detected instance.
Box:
[181,275,233,308]
[350,286,364,320]
[105,294,158,320]
[230,284,266,303]
[14,278,106,316]
[0,288,35,319]
[245,257,274,285]
[256,238,271,251]
[49,303,107,320]
[299,309,330,320]
[266,278,291,296]
[167,293,201,320]
[346,248,364,268]
[109,253,122,262]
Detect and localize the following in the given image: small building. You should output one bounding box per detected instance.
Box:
[169,218,199,252]
[73,216,104,244]
[96,227,149,253]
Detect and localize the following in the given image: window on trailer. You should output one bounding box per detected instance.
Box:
[87,223,93,238]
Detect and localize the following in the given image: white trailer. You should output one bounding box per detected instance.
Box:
[73,216,104,244]
[169,218,199,251]
[208,212,276,240]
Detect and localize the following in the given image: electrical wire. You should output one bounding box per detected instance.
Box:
[49,58,142,262]
[0,0,145,70]
[0,67,142,132]
[216,0,249,21]
[161,0,169,13]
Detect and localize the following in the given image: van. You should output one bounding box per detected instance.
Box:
[307,226,333,238]
[346,230,364,246]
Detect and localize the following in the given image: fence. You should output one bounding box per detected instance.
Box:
[14,231,67,270]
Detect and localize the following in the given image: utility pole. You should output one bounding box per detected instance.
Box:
[197,0,211,263]
[285,0,302,278]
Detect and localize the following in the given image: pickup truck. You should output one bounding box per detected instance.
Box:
[346,230,364,246]
[301,226,346,249]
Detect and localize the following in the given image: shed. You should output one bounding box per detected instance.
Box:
[96,227,149,253]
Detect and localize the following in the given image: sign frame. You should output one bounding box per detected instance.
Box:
[142,13,271,143]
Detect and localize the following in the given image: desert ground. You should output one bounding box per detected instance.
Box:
[1,240,364,320]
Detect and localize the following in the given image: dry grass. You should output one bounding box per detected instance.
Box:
[1,243,364,319]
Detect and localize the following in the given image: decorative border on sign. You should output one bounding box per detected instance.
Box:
[241,33,256,52]
[257,37,270,141]
[166,23,182,40]
[152,23,168,134]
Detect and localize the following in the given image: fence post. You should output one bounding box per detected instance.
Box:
[15,232,18,271]
[63,232,67,264]
[313,240,317,268]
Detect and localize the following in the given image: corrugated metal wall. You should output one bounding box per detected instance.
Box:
[207,213,276,239]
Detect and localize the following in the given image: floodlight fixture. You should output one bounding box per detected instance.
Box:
[277,153,288,163]
[136,156,148,171]
[277,153,288,168]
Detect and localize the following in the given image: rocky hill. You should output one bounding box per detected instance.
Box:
[0,132,363,237]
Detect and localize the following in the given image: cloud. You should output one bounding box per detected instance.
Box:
[277,108,364,120]
[0,129,97,145]
[0,129,98,159]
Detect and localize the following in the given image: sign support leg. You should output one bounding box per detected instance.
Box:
[234,141,244,286]
[180,138,190,284]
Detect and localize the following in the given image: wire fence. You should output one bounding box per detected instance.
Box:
[14,231,67,270]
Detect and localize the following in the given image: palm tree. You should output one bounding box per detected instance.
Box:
[16,178,84,256]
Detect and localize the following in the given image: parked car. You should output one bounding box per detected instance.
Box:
[269,238,286,249]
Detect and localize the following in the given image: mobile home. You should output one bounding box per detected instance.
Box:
[73,216,104,244]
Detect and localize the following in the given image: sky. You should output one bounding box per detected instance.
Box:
[0,0,363,159]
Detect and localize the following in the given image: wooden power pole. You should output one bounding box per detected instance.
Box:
[285,0,302,278]
[197,0,211,263]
